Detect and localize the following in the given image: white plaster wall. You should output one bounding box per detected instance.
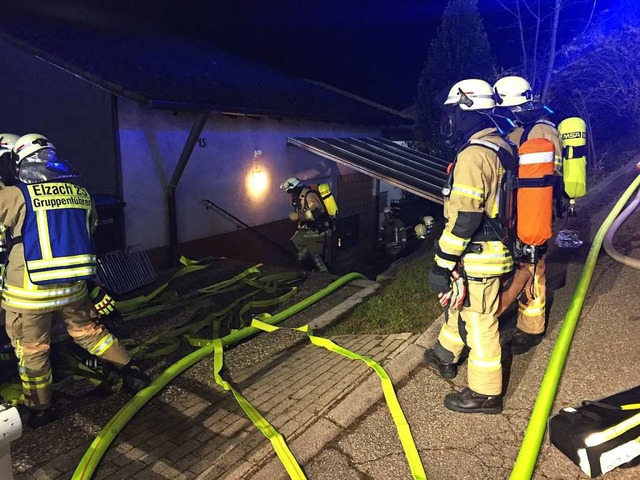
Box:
[118,99,380,250]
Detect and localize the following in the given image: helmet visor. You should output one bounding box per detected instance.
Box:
[440,111,455,138]
[17,149,80,184]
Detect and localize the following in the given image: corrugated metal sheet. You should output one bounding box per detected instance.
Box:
[287,137,447,204]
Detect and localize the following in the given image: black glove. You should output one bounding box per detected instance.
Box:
[428,264,452,293]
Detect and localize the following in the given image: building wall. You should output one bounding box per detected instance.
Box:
[118,99,380,265]
[0,40,120,196]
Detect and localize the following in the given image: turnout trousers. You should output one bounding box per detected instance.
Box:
[290,229,329,258]
[4,298,132,409]
[497,255,547,335]
[435,276,502,396]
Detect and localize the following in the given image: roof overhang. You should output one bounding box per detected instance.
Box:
[287,137,447,205]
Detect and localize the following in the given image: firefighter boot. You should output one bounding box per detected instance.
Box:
[424,348,457,379]
[511,328,543,355]
[119,363,151,393]
[18,405,58,429]
[311,254,329,273]
[444,387,503,414]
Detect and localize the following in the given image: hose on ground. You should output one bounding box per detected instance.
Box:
[72,272,366,480]
[603,189,640,269]
[510,173,640,479]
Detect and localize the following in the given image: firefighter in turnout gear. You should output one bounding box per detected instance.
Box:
[493,76,562,355]
[281,177,333,272]
[424,79,515,414]
[0,134,150,428]
[0,134,20,283]
[380,206,406,259]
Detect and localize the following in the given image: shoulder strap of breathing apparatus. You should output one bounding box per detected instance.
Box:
[520,119,556,147]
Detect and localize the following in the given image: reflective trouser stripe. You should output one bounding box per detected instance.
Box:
[20,369,53,390]
[89,333,117,357]
[517,256,547,335]
[461,277,502,396]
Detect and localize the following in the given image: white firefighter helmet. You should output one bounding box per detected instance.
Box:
[280,176,302,192]
[444,79,496,111]
[11,133,79,184]
[12,133,56,164]
[0,133,19,155]
[493,76,533,107]
[414,223,427,239]
[382,206,392,215]
[422,215,435,228]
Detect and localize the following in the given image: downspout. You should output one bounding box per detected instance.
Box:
[167,112,209,266]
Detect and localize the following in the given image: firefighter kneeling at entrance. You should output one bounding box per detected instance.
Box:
[281,177,334,272]
[492,76,562,355]
[0,134,150,428]
[424,79,514,414]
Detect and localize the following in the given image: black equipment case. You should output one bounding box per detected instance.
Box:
[549,385,640,477]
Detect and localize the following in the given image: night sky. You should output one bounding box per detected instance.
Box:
[5,0,621,110]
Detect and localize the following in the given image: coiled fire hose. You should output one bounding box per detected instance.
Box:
[72,272,366,480]
[511,173,640,479]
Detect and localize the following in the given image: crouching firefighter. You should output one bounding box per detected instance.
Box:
[493,76,561,354]
[424,79,515,414]
[0,134,150,428]
[281,177,336,272]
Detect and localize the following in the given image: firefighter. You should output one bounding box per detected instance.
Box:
[379,206,406,258]
[424,79,515,414]
[0,134,19,188]
[414,215,435,239]
[0,134,19,265]
[0,134,150,428]
[281,177,332,272]
[493,76,562,355]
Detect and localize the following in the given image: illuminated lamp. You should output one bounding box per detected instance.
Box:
[246,150,269,199]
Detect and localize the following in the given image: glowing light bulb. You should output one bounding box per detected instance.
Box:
[246,168,269,199]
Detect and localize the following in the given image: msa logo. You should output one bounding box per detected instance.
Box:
[561,132,585,140]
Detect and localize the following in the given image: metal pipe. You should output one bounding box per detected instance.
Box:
[167,112,209,266]
[200,199,297,261]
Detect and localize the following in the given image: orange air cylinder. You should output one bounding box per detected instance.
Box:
[517,138,555,246]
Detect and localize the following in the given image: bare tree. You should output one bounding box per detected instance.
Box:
[490,0,598,99]
[541,0,561,101]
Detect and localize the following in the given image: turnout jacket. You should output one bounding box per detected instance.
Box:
[434,128,514,278]
[0,182,98,313]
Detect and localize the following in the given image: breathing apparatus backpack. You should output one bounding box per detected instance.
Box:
[446,137,556,264]
[558,117,588,215]
[300,183,338,233]
[316,183,338,218]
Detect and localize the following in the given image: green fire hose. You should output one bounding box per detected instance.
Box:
[510,173,640,479]
[72,272,366,480]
